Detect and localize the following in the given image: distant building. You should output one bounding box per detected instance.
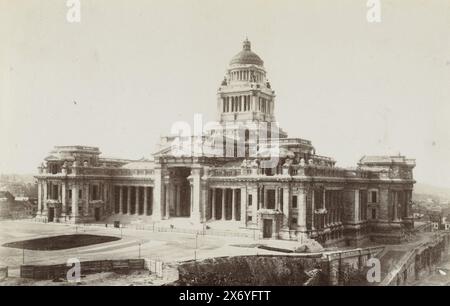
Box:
[0,191,35,219]
[35,39,416,246]
[428,210,443,231]
[0,191,15,219]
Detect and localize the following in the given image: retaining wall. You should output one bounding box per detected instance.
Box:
[172,246,384,286]
[380,232,450,286]
[20,259,145,280]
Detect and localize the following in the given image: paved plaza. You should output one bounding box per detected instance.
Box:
[0,220,280,279]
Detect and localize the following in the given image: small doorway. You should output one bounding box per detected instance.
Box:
[263,219,273,238]
[94,207,101,221]
[48,208,55,222]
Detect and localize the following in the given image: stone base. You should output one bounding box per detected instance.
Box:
[345,234,370,247]
[370,220,406,244]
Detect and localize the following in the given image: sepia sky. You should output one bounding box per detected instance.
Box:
[1,0,450,188]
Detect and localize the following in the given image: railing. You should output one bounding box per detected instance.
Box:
[78,222,258,239]
[209,167,242,177]
[277,138,312,146]
[37,167,155,177]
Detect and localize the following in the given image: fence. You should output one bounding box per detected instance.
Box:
[20,259,145,280]
[135,224,258,239]
[145,259,179,281]
[77,222,261,239]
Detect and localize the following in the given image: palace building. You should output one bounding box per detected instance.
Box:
[35,39,416,245]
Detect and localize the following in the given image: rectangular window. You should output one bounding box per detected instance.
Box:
[292,218,297,226]
[68,189,72,199]
[92,185,99,200]
[267,190,276,209]
[52,185,59,200]
[248,194,252,206]
[79,189,82,198]
[371,191,377,203]
[372,208,377,219]
[247,216,252,222]
[292,195,298,208]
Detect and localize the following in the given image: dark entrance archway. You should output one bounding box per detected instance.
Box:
[48,207,55,222]
[94,207,100,221]
[263,219,273,238]
[168,167,191,217]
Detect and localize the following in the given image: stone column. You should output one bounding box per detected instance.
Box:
[165,183,170,219]
[240,187,246,226]
[354,189,360,222]
[231,188,236,221]
[135,186,140,215]
[323,188,326,210]
[127,186,131,215]
[393,191,398,221]
[152,167,163,221]
[143,187,148,216]
[119,186,124,214]
[175,185,181,216]
[251,187,258,226]
[222,188,226,220]
[84,183,89,217]
[405,190,412,218]
[43,182,48,213]
[103,183,108,213]
[282,187,290,228]
[201,181,209,222]
[190,185,193,215]
[37,181,42,214]
[61,183,67,216]
[311,188,315,230]
[190,168,201,223]
[71,185,79,222]
[211,188,216,220]
[275,187,279,210]
[297,189,307,231]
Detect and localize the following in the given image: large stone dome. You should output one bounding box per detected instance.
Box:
[229,39,264,66]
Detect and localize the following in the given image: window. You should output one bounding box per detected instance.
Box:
[248,194,252,206]
[371,191,377,203]
[247,216,252,222]
[292,195,298,208]
[52,184,59,200]
[68,189,72,199]
[372,208,377,219]
[79,189,82,198]
[291,218,297,226]
[92,185,99,200]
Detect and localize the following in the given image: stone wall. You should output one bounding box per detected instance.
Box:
[172,247,384,286]
[380,232,450,286]
[20,259,145,280]
[174,255,322,286]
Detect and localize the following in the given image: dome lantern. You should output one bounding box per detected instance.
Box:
[229,38,264,66]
